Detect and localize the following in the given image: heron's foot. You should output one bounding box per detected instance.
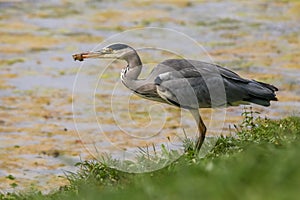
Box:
[195,136,205,153]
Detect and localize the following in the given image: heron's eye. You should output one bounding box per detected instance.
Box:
[102,48,113,54]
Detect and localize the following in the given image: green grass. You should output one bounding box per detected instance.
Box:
[1,110,300,200]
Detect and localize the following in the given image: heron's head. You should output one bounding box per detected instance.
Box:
[73,43,135,61]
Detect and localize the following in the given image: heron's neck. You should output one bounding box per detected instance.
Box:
[123,50,142,79]
[121,51,145,91]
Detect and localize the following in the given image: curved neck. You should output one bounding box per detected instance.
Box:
[121,50,145,91]
[122,50,142,79]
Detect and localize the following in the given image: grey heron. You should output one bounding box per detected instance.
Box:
[72,43,278,152]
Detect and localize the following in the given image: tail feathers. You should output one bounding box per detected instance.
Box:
[252,80,278,92]
[246,81,278,107]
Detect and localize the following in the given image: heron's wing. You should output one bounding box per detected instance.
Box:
[158,59,250,83]
[154,67,221,108]
[153,59,277,108]
[216,64,277,92]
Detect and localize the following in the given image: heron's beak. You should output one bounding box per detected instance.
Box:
[72,51,103,62]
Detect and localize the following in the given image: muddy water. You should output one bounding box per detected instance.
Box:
[0,0,300,193]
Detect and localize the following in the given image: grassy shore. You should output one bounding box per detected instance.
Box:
[1,111,300,200]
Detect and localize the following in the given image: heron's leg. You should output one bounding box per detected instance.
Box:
[189,109,207,152]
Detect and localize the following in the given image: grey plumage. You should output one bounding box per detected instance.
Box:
[137,59,278,108]
[73,43,278,151]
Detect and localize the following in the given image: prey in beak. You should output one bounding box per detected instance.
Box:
[73,46,127,62]
[72,51,103,62]
[72,52,87,61]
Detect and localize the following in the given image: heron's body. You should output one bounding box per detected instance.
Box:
[73,43,278,151]
[122,59,277,109]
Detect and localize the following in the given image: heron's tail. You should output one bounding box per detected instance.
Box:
[246,80,278,107]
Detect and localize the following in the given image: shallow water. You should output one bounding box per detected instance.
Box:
[0,0,300,193]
